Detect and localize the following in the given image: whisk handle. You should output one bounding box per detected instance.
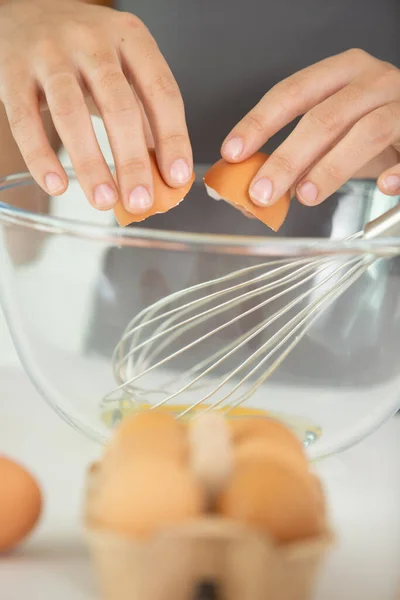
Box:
[363,202,400,239]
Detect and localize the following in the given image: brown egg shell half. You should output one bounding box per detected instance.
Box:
[114,150,196,226]
[204,153,291,232]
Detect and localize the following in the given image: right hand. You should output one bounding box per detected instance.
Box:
[0,0,193,213]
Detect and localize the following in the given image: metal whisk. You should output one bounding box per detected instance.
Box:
[101,203,400,421]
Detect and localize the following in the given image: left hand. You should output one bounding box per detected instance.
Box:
[221,49,400,207]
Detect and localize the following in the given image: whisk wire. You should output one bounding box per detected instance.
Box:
[112,256,366,413]
[202,257,373,417]
[115,256,331,376]
[102,202,400,422]
[175,257,371,418]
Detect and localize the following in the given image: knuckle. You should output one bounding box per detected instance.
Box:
[269,152,297,175]
[341,82,365,106]
[102,96,137,116]
[51,96,83,119]
[34,38,58,60]
[345,48,370,64]
[118,158,149,177]
[242,111,267,134]
[374,64,400,90]
[158,132,188,147]
[97,66,126,93]
[360,109,393,146]
[271,76,307,116]
[94,68,136,115]
[44,70,76,92]
[76,156,105,173]
[88,47,118,71]
[119,12,145,31]
[7,104,34,131]
[50,96,83,119]
[71,23,98,47]
[275,76,305,105]
[146,73,181,100]
[306,106,339,134]
[320,161,343,184]
[23,146,51,166]
[44,72,83,118]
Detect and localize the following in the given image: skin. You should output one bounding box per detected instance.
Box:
[221,49,400,206]
[0,2,399,219]
[0,106,59,265]
[0,0,192,215]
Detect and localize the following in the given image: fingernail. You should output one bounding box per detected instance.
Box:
[297,181,319,205]
[45,173,64,194]
[94,183,117,209]
[170,158,191,184]
[222,137,244,160]
[128,185,152,213]
[250,177,273,206]
[381,174,400,194]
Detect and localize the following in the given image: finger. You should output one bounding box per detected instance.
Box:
[134,88,155,148]
[248,67,400,206]
[39,65,118,211]
[79,48,154,214]
[378,161,400,196]
[1,80,68,195]
[221,48,374,162]
[353,147,399,179]
[296,102,400,205]
[117,13,193,187]
[86,79,154,150]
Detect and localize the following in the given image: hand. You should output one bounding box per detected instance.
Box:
[221,49,400,207]
[0,0,192,214]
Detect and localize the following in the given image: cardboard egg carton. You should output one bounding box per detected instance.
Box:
[84,462,332,600]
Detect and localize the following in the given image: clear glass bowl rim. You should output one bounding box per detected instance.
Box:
[1,169,400,258]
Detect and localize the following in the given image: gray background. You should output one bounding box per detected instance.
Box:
[117,0,400,162]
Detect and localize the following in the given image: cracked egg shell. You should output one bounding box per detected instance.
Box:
[114,149,196,226]
[204,152,291,232]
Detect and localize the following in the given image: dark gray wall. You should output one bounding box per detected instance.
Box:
[118,0,400,161]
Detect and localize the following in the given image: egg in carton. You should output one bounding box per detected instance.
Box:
[83,411,333,600]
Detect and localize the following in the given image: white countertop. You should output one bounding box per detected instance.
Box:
[0,364,400,600]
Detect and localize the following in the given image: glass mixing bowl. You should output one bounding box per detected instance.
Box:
[0,167,399,460]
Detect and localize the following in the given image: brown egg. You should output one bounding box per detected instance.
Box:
[229,417,308,469]
[234,438,308,472]
[204,153,291,232]
[114,149,196,226]
[91,458,204,537]
[0,457,42,552]
[216,457,324,544]
[104,410,188,465]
